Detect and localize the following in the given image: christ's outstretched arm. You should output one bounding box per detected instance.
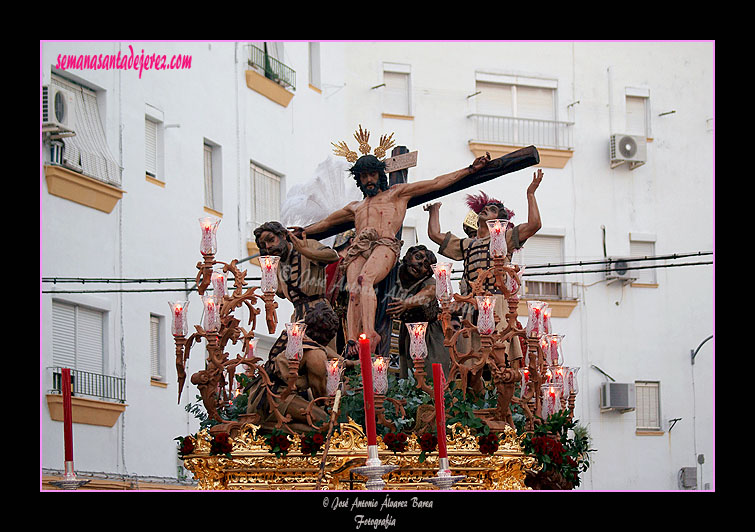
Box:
[398,153,491,201]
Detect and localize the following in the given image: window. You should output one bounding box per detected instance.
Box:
[250,161,281,228]
[150,314,164,381]
[472,74,562,149]
[629,236,657,285]
[48,73,121,187]
[204,141,222,213]
[519,234,565,299]
[309,42,321,90]
[145,117,161,180]
[626,88,651,138]
[635,380,661,431]
[383,63,411,116]
[52,300,105,375]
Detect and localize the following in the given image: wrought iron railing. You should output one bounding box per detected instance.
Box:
[247,44,296,91]
[48,367,126,403]
[468,114,574,151]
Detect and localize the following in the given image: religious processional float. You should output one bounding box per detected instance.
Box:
[165,147,593,491]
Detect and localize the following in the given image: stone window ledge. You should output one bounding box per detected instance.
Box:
[45,165,124,213]
[46,394,127,428]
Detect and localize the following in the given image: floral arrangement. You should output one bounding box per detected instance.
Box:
[175,435,195,458]
[478,432,500,455]
[522,409,594,488]
[382,431,409,453]
[300,431,326,457]
[264,428,292,458]
[418,432,438,463]
[209,432,233,458]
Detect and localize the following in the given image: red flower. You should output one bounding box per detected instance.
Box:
[419,432,438,452]
[210,432,233,456]
[300,432,325,456]
[383,432,408,453]
[478,433,499,455]
[177,436,195,457]
[530,435,565,466]
[271,434,291,450]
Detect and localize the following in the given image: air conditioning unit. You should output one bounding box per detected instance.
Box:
[610,134,646,169]
[605,257,638,284]
[600,382,636,412]
[42,84,77,134]
[679,467,697,489]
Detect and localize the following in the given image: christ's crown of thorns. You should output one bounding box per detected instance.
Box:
[331,125,396,162]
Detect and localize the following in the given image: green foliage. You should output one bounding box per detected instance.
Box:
[445,379,496,436]
[521,409,596,487]
[184,373,250,431]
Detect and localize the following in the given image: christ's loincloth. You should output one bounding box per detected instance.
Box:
[339,227,403,272]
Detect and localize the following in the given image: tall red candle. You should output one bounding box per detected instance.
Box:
[432,363,448,459]
[358,334,378,446]
[61,367,74,462]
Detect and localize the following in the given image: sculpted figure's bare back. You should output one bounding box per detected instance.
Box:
[298,126,492,353]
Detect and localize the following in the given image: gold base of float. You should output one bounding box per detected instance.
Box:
[183,420,539,490]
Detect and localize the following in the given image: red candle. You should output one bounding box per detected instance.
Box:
[61,367,74,463]
[433,363,448,459]
[358,334,377,446]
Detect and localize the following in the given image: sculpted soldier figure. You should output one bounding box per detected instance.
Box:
[425,169,544,388]
[254,220,340,357]
[386,244,450,379]
[246,301,343,433]
[298,125,492,355]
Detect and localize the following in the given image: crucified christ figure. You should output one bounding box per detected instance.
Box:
[296,127,492,355]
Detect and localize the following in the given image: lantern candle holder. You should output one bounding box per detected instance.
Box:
[475,295,496,335]
[541,383,563,420]
[540,334,564,366]
[406,322,428,360]
[486,219,508,258]
[526,300,547,337]
[199,216,221,255]
[169,300,190,337]
[431,262,454,302]
[565,366,580,395]
[372,355,389,395]
[211,268,227,298]
[326,358,343,397]
[259,256,280,294]
[285,322,306,361]
[201,294,221,332]
[542,305,552,335]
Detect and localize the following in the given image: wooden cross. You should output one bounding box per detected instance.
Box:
[306,145,540,241]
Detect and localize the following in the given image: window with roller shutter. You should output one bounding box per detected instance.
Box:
[145,118,158,179]
[51,300,104,375]
[150,314,164,381]
[635,381,662,431]
[518,234,565,300]
[250,161,282,228]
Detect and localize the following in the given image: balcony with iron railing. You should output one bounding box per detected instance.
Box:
[467,114,575,169]
[247,44,296,91]
[45,367,127,427]
[48,367,126,402]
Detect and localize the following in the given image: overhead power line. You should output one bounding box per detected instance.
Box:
[41,251,712,294]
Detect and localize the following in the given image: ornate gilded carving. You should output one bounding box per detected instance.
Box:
[183,421,537,490]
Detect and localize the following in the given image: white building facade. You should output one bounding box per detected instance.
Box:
[40,40,714,490]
